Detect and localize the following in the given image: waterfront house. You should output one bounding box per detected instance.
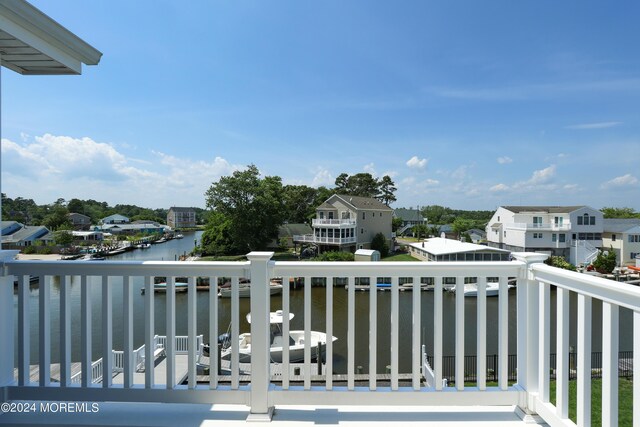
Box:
[486,205,603,266]
[602,218,640,266]
[68,212,92,230]
[409,237,510,262]
[100,214,130,225]
[293,194,392,253]
[167,207,197,229]
[0,221,52,247]
[274,223,312,249]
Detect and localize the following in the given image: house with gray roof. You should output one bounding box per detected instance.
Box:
[293,194,392,253]
[602,218,640,265]
[1,221,53,247]
[393,208,427,235]
[100,214,130,225]
[486,205,603,265]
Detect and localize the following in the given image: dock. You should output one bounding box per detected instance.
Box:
[195,356,418,385]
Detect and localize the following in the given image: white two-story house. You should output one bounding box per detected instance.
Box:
[602,218,640,266]
[293,194,393,253]
[486,206,603,265]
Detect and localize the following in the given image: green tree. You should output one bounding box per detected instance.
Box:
[601,207,640,219]
[377,175,397,206]
[413,224,429,239]
[452,217,474,239]
[204,165,284,255]
[370,232,389,257]
[199,212,234,256]
[53,229,74,247]
[392,217,404,232]
[42,204,71,230]
[592,248,617,274]
[282,185,318,224]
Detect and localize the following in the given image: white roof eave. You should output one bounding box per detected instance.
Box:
[0,0,102,75]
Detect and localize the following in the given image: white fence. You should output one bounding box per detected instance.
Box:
[0,251,638,425]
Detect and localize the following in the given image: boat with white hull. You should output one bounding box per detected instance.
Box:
[216,311,337,363]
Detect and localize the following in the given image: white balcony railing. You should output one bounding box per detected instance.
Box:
[312,218,357,226]
[507,222,572,231]
[293,234,357,245]
[0,250,638,425]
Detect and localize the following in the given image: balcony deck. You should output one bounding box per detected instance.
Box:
[1,251,638,427]
[0,402,540,426]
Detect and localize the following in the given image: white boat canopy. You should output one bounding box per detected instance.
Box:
[246,310,294,324]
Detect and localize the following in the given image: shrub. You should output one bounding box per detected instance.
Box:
[591,248,617,274]
[545,256,577,271]
[370,232,389,257]
[313,251,354,261]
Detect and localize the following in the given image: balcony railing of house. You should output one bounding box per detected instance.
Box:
[312,219,357,226]
[292,234,357,245]
[0,250,639,425]
[508,223,572,231]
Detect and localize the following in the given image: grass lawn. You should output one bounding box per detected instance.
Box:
[549,378,633,426]
[382,253,420,261]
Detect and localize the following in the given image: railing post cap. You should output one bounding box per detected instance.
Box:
[511,252,549,264]
[246,251,275,261]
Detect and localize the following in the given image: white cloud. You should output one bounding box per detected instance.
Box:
[406,156,427,170]
[363,163,376,176]
[1,133,243,208]
[490,183,509,192]
[311,167,334,187]
[566,121,622,130]
[526,165,556,186]
[497,156,513,164]
[601,174,639,189]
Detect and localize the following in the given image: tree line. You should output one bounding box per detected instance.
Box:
[1,194,206,231]
[200,166,399,256]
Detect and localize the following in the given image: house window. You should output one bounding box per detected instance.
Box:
[559,234,566,243]
[577,216,583,225]
[552,234,557,242]
[612,234,616,242]
[372,212,374,218]
[320,212,324,219]
[533,217,542,227]
[497,216,500,221]
[632,252,639,260]
[590,216,596,225]
[362,212,365,220]
[328,212,334,220]
[361,228,364,234]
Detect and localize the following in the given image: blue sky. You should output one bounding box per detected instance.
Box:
[2,1,639,210]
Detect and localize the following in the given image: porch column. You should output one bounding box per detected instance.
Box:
[247,251,274,421]
[511,252,548,421]
[0,250,19,399]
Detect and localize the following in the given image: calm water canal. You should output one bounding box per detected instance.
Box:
[15,233,634,374]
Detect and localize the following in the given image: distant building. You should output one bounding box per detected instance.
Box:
[68,212,91,230]
[72,230,104,241]
[467,228,487,244]
[1,221,53,247]
[602,218,640,266]
[393,208,427,236]
[409,237,510,262]
[100,214,130,225]
[275,223,313,249]
[293,194,393,253]
[486,205,603,265]
[98,221,168,235]
[167,207,196,229]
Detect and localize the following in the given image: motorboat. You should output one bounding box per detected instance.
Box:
[218,281,283,298]
[463,283,500,297]
[136,243,151,249]
[215,310,337,363]
[140,280,189,294]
